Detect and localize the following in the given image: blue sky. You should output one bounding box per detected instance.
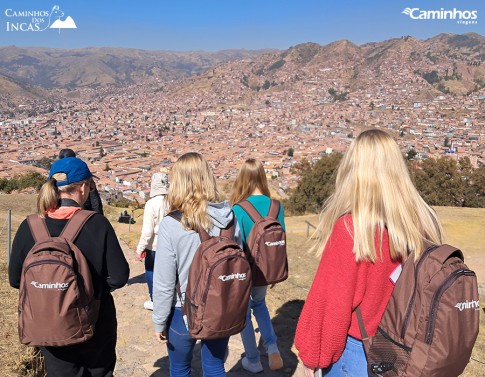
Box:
[0,0,483,51]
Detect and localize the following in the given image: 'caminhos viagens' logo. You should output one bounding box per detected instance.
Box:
[5,5,77,32]
[402,7,478,25]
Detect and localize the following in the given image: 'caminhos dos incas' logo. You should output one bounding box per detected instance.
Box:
[5,5,77,32]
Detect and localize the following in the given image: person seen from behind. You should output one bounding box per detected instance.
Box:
[135,170,170,310]
[294,129,443,376]
[152,152,240,377]
[58,148,104,215]
[230,158,285,373]
[9,157,130,377]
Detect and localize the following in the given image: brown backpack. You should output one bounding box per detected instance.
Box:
[18,210,100,346]
[357,244,480,377]
[168,211,252,339]
[237,199,288,286]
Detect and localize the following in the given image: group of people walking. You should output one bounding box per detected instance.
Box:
[8,128,446,377]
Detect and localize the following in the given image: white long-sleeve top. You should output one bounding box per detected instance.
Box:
[136,195,169,256]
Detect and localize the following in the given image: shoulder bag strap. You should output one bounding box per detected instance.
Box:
[355,306,369,340]
[268,199,280,219]
[27,214,51,243]
[60,210,95,241]
[220,218,235,239]
[236,200,263,223]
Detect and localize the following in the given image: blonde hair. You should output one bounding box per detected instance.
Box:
[230,158,271,205]
[37,175,91,217]
[315,129,443,262]
[168,152,224,231]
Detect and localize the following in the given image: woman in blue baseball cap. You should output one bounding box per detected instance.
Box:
[58,149,104,215]
[9,157,130,377]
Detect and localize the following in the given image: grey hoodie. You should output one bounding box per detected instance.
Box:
[152,201,241,333]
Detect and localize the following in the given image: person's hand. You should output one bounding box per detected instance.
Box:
[155,331,167,344]
[303,365,317,377]
[133,250,146,262]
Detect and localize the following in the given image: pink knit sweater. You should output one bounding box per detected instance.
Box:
[294,214,400,369]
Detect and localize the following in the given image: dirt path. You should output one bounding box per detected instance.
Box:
[112,240,305,377]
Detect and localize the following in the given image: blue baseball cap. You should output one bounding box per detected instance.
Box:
[49,157,93,187]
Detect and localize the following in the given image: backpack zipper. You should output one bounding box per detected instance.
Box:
[24,260,75,274]
[202,254,248,303]
[400,245,438,339]
[378,327,412,352]
[425,269,476,344]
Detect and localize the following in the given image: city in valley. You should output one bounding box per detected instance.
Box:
[0,34,484,202]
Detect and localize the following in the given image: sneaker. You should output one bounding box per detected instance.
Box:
[241,357,263,373]
[268,352,283,370]
[143,300,153,310]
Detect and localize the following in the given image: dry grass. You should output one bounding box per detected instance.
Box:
[0,195,484,376]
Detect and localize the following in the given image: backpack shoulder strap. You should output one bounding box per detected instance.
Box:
[220,218,236,239]
[198,227,212,242]
[237,200,262,222]
[355,306,369,340]
[268,199,280,219]
[60,210,95,241]
[27,214,51,243]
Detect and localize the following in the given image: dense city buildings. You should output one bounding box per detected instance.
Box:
[1,37,484,201]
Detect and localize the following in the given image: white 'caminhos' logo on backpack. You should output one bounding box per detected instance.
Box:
[30,280,69,290]
[454,300,480,311]
[218,272,247,281]
[265,240,285,247]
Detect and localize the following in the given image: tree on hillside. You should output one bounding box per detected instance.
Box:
[413,157,466,206]
[285,154,342,214]
[464,165,485,208]
[0,171,46,193]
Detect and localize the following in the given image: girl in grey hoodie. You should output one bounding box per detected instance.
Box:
[152,152,240,377]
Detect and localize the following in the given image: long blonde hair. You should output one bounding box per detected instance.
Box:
[230,158,271,205]
[315,129,443,262]
[168,152,224,231]
[37,174,91,217]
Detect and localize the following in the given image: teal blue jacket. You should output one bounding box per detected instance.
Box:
[232,195,286,249]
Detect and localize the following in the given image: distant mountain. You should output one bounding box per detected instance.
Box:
[0,33,483,102]
[0,46,276,89]
[0,72,49,112]
[171,33,485,99]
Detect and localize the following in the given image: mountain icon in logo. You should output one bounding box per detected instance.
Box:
[50,16,77,29]
[402,8,413,16]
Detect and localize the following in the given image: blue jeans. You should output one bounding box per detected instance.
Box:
[166,307,229,377]
[144,249,155,300]
[240,286,278,363]
[321,336,367,376]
